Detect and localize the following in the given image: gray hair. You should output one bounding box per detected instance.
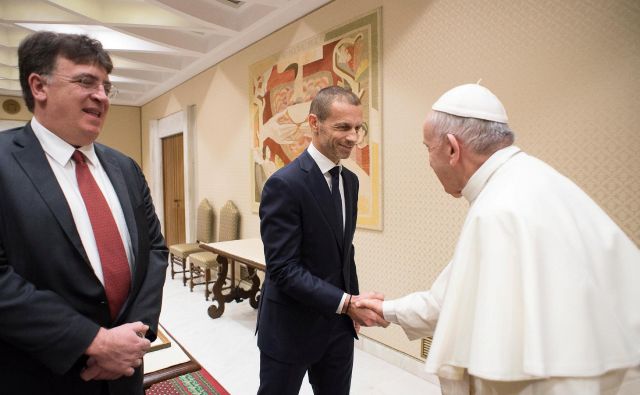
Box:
[427,110,515,155]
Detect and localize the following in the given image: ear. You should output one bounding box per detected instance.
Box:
[28,73,48,104]
[308,113,319,134]
[446,133,461,166]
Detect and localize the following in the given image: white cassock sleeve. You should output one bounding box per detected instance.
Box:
[381,262,452,340]
[424,151,640,381]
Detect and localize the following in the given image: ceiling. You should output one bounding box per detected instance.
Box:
[0,0,332,106]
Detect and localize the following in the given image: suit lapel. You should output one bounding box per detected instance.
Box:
[12,124,90,264]
[341,168,356,289]
[298,151,344,248]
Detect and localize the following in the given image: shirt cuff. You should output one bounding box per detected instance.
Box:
[382,300,399,323]
[336,293,348,314]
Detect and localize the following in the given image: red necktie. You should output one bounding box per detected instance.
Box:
[72,150,130,320]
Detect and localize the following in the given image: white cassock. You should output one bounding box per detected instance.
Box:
[383,146,640,394]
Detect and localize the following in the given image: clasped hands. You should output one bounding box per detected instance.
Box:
[81,321,150,381]
[344,292,390,330]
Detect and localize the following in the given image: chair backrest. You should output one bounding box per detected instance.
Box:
[196,199,215,243]
[218,200,240,242]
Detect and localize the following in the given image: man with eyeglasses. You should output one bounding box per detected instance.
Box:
[0,31,168,394]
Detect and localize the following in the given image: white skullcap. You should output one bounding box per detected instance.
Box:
[432,82,508,123]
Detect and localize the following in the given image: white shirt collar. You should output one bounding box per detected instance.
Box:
[461,145,521,203]
[307,143,341,175]
[30,117,98,167]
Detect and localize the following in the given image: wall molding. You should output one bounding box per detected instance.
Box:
[355,334,440,387]
[149,106,197,241]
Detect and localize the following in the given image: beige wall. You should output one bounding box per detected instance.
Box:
[0,95,141,164]
[141,0,640,360]
[100,105,142,164]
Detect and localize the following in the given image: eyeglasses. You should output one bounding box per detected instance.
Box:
[49,73,118,100]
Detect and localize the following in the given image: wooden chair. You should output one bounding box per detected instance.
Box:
[189,200,240,300]
[168,199,214,286]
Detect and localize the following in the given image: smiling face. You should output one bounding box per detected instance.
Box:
[309,99,363,164]
[32,56,110,147]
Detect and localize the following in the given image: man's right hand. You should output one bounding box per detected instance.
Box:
[345,292,389,328]
[354,298,384,318]
[81,321,150,381]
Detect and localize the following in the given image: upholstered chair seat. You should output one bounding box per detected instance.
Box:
[168,199,214,286]
[189,251,218,270]
[190,200,240,299]
[169,243,202,260]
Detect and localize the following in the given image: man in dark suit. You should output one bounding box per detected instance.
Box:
[0,31,168,394]
[257,86,388,394]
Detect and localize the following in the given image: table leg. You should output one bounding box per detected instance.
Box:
[207,255,229,319]
[225,264,261,308]
[247,267,261,309]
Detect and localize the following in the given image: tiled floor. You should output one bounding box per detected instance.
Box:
[158,271,441,394]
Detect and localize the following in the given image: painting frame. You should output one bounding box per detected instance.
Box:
[250,8,383,230]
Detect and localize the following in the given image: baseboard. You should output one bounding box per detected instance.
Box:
[355,334,440,386]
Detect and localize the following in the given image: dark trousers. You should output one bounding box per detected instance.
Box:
[258,316,354,395]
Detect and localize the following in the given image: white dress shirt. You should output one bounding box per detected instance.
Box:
[31,117,133,284]
[307,143,345,229]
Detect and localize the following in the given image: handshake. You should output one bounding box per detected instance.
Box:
[342,292,390,330]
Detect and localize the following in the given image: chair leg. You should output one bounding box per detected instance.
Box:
[189,261,195,292]
[204,268,211,301]
[182,258,187,286]
[170,255,189,283]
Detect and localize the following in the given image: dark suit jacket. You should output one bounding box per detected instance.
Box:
[257,150,359,364]
[0,123,168,395]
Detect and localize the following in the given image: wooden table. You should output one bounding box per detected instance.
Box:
[143,325,201,388]
[200,238,266,319]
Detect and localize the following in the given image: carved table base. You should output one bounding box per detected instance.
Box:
[206,251,263,319]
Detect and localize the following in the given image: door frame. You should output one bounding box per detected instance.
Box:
[149,106,197,242]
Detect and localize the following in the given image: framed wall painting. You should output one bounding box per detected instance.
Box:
[249,8,382,230]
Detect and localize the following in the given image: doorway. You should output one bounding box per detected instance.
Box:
[150,107,196,244]
[162,133,185,246]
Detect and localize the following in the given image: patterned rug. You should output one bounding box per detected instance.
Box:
[146,369,230,395]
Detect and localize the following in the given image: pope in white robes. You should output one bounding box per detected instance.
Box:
[358,84,640,394]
